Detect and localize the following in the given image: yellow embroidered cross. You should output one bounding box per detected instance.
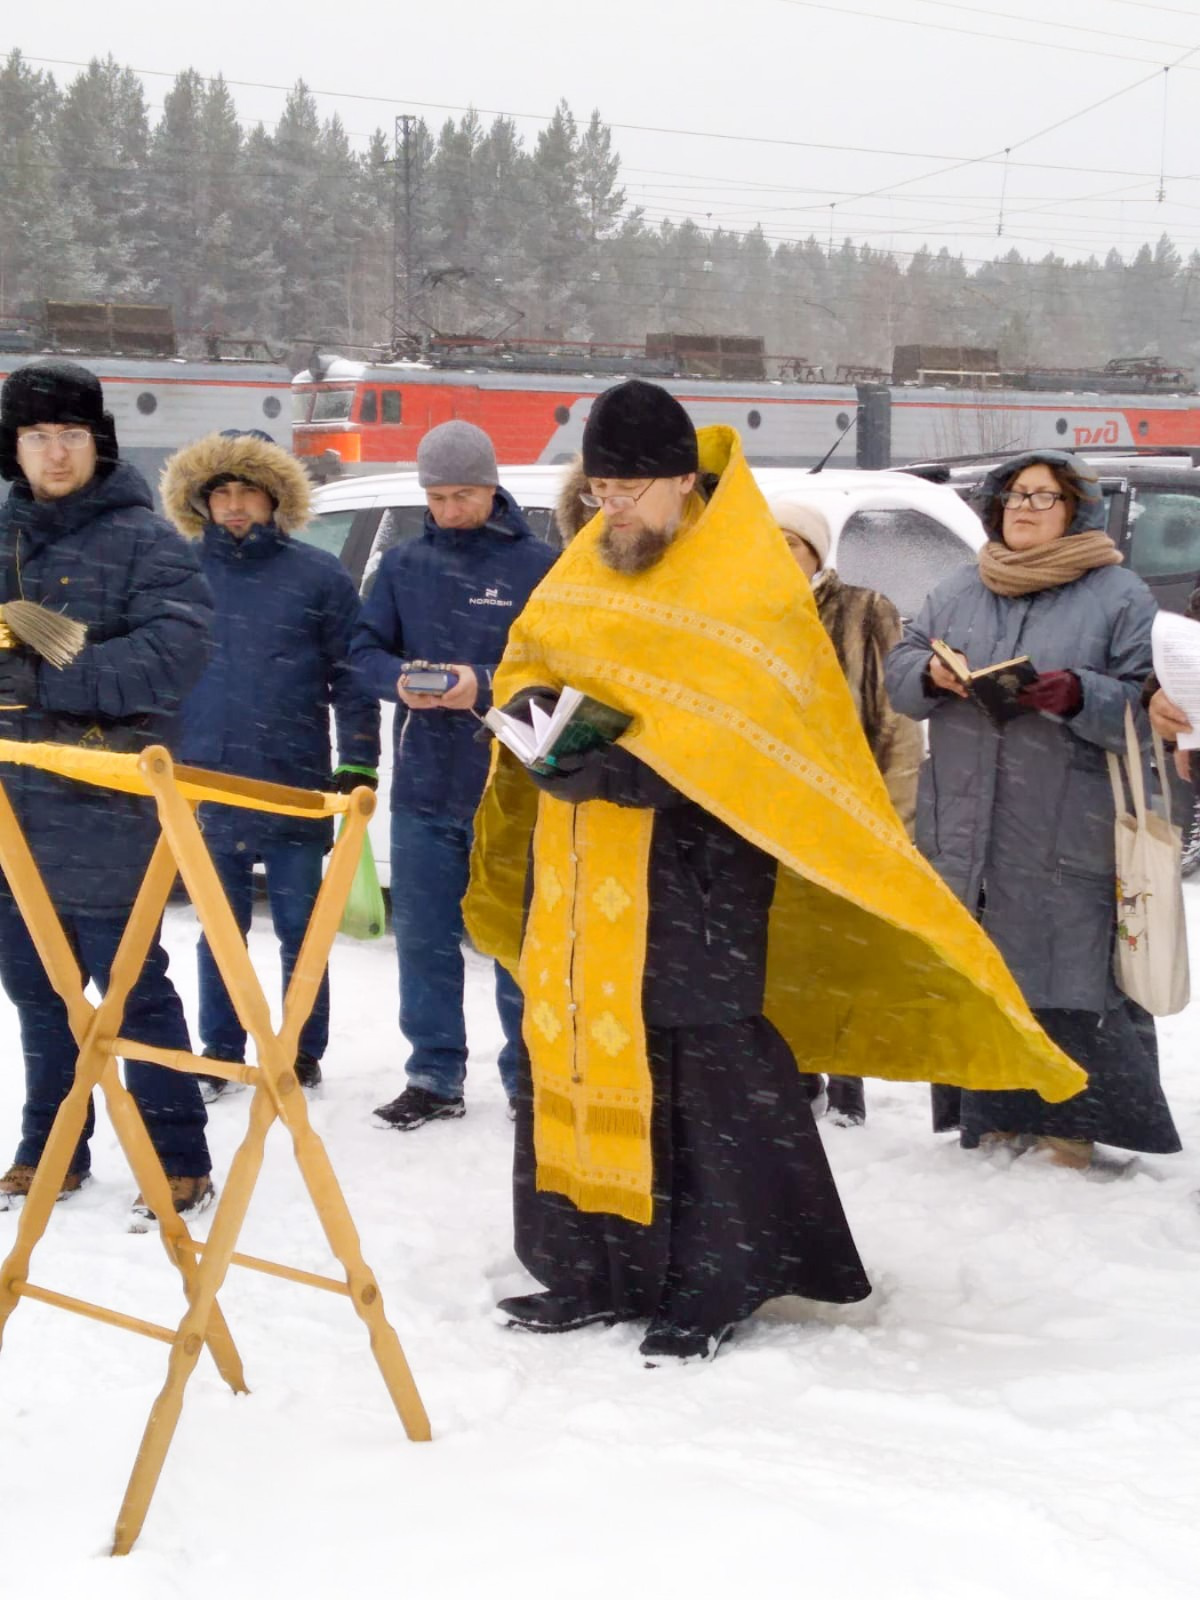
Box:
[541,865,563,910]
[592,875,631,922]
[590,1011,631,1057]
[532,1001,563,1042]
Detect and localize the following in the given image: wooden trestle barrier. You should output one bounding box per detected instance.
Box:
[0,742,431,1554]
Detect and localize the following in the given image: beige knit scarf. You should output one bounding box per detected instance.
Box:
[978,531,1123,597]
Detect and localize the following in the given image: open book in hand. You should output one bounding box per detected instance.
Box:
[483,686,633,774]
[930,638,1038,727]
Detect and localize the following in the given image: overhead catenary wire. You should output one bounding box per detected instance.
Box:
[10,52,1200,185]
[631,189,1200,246]
[8,44,1200,284]
[1159,67,1171,203]
[767,0,1200,68]
[861,0,1193,52]
[1096,0,1200,22]
[812,40,1200,220]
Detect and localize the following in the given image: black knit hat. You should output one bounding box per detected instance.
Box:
[0,361,120,483]
[582,379,699,479]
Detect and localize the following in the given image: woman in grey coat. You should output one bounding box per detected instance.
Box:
[886,449,1179,1167]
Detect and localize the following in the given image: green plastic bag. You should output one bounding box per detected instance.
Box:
[338,827,387,940]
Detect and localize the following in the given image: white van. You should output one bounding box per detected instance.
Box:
[299,464,984,882]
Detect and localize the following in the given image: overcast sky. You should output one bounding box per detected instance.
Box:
[9,0,1200,269]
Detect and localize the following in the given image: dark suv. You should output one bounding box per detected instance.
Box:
[903,447,1200,615]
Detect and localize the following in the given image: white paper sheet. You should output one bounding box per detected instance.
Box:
[1151,610,1200,749]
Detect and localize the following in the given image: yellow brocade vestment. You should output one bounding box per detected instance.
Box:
[465,426,1087,1225]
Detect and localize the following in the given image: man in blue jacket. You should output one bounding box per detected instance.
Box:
[162,429,380,1097]
[0,362,215,1224]
[351,421,557,1130]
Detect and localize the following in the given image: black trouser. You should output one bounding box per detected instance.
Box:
[796,1071,867,1119]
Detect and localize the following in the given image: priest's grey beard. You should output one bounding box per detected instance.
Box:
[598,521,678,574]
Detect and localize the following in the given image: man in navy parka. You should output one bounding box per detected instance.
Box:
[0,362,215,1223]
[163,429,380,1098]
[351,421,557,1130]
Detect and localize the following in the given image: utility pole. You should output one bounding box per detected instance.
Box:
[391,114,418,350]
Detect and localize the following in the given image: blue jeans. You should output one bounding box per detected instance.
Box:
[390,807,525,1101]
[0,889,209,1177]
[198,836,329,1063]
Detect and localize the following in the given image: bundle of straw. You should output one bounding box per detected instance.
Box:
[0,600,87,669]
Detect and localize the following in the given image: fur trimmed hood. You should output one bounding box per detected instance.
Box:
[161,431,312,537]
[555,456,593,544]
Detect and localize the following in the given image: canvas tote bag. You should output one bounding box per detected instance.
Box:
[1106,707,1190,1016]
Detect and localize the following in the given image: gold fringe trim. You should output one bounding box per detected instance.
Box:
[584,1103,647,1140]
[535,1089,648,1142]
[536,1086,575,1128]
[535,1164,654,1226]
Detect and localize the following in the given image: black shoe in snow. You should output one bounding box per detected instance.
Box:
[294,1051,323,1092]
[829,1108,865,1128]
[372,1085,465,1131]
[198,1048,246,1104]
[826,1078,866,1127]
[495,1292,616,1333]
[639,1321,734,1366]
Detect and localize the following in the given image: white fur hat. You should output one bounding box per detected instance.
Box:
[768,497,832,571]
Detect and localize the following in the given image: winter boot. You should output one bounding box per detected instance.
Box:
[639,1321,734,1367]
[129,1174,217,1233]
[827,1075,866,1127]
[1181,793,1200,879]
[1033,1136,1094,1171]
[0,1163,89,1211]
[294,1051,322,1092]
[372,1085,465,1131]
[198,1047,246,1104]
[495,1291,616,1333]
[977,1131,1033,1153]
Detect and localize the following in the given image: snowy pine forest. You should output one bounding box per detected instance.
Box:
[2,48,1199,376]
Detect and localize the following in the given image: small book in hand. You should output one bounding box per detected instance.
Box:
[484,686,633,774]
[930,638,1038,726]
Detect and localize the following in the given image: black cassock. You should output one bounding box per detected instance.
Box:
[512,743,871,1332]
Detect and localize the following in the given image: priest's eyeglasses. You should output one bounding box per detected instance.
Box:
[18,428,94,452]
[579,482,654,513]
[998,489,1066,511]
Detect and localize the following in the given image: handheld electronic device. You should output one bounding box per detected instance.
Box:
[400,662,460,695]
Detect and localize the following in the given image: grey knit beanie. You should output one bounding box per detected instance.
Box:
[416,421,499,488]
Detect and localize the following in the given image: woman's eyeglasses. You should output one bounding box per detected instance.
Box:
[999,489,1066,511]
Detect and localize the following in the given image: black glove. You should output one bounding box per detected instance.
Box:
[0,648,38,708]
[502,685,558,717]
[526,747,609,804]
[331,765,379,793]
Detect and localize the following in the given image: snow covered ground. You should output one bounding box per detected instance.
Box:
[2,891,1200,1599]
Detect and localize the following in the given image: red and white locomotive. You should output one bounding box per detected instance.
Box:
[292,349,1200,473]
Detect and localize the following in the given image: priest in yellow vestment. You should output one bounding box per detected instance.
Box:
[466,380,1085,1365]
